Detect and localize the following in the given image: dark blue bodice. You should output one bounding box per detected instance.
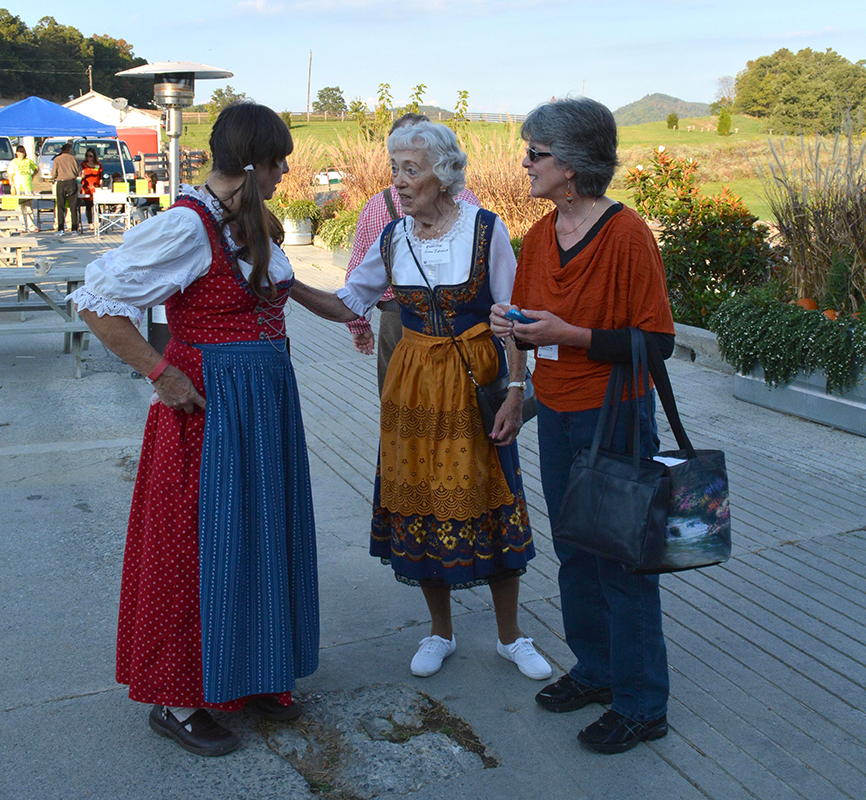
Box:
[380,209,498,338]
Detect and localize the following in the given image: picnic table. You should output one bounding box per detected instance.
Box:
[4,193,58,231]
[0,265,89,377]
[0,236,39,268]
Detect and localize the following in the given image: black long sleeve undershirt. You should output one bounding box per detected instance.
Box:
[587,329,675,363]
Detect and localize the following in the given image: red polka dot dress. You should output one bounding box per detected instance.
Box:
[115,194,319,710]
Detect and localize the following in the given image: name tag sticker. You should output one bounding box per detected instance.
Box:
[537,344,559,361]
[421,242,450,266]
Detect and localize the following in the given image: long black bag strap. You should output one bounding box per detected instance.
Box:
[588,328,697,464]
[382,187,399,221]
[587,360,634,465]
[403,220,484,387]
[637,328,697,460]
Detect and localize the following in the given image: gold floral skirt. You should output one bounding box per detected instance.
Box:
[371,323,534,587]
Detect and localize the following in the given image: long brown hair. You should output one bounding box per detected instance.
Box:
[209,102,293,299]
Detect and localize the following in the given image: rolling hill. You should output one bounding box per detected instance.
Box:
[614,94,711,125]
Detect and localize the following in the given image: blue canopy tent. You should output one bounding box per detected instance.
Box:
[0,96,116,137]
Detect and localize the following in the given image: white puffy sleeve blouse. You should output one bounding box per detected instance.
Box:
[68,186,294,326]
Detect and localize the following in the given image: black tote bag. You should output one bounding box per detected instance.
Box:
[552,328,731,574]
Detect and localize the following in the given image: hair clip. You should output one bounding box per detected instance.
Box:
[244,164,255,171]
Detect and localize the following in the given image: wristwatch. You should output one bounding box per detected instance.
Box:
[507,381,526,391]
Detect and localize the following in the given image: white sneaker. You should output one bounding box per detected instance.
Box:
[411,634,456,677]
[497,637,552,680]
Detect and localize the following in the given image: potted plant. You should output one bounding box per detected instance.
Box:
[316,207,361,269]
[267,198,320,245]
[711,289,866,435]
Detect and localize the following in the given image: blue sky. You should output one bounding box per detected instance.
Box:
[16,0,866,116]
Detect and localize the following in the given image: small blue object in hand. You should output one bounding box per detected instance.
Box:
[505,308,537,324]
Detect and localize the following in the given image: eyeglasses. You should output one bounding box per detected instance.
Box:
[526,147,553,162]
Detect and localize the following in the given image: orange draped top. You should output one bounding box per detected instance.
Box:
[511,205,674,413]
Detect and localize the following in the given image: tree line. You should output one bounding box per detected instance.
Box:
[730,48,866,135]
[0,10,151,107]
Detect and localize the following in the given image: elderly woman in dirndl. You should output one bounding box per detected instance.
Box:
[290,121,550,683]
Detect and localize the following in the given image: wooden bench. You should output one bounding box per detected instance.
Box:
[0,266,88,376]
[0,319,90,377]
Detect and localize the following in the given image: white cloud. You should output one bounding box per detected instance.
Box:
[234,0,283,14]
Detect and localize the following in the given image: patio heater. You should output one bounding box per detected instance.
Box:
[115,61,232,353]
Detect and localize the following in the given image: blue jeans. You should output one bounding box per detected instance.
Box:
[537,395,669,721]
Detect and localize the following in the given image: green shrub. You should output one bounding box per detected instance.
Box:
[625,148,775,325]
[317,207,361,250]
[717,109,732,136]
[319,193,346,222]
[661,189,775,325]
[666,112,679,130]
[711,291,866,394]
[266,198,319,222]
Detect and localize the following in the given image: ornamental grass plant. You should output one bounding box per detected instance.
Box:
[326,133,391,211]
[463,129,552,239]
[272,137,324,204]
[755,130,866,313]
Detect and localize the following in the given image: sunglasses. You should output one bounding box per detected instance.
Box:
[526,147,553,162]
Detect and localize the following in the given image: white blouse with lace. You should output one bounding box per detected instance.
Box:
[68,184,294,326]
[336,199,516,321]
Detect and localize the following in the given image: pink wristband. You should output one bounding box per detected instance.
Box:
[147,356,170,383]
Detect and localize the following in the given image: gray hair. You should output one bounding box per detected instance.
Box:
[521,98,619,197]
[387,121,467,197]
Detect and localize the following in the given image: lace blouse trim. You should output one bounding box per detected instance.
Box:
[69,287,145,326]
[403,197,471,247]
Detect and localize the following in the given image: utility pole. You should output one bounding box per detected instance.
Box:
[87,64,93,92]
[306,51,312,122]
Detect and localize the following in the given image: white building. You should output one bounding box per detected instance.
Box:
[64,91,161,153]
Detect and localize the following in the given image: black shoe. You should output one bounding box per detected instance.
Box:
[535,674,614,713]
[247,695,304,721]
[148,705,240,756]
[578,709,668,754]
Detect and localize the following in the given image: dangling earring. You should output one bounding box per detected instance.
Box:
[566,179,574,211]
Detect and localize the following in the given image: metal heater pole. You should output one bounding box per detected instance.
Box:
[153,106,182,352]
[166,106,182,201]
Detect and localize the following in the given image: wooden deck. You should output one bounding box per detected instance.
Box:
[287,247,866,800]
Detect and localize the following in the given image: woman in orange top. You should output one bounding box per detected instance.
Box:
[490,98,676,755]
[79,147,103,232]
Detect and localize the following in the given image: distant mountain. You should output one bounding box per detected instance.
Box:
[419,104,452,119]
[613,94,710,125]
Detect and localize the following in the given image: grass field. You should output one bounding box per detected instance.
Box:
[178,114,779,219]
